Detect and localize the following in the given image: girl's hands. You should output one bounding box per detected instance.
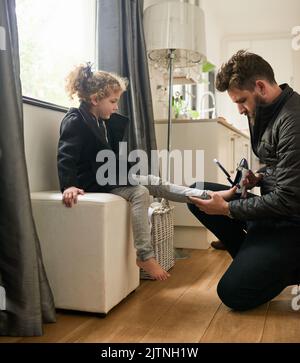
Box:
[62,187,85,208]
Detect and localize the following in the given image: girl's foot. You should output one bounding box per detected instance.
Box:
[137,257,170,281]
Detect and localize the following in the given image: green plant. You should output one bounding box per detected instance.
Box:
[172,93,184,118]
[188,109,200,119]
[202,61,215,73]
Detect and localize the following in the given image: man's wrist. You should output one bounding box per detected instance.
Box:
[254,172,264,186]
[225,201,234,219]
[223,201,229,216]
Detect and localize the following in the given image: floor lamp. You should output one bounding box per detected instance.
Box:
[144,2,207,258]
[144,1,207,181]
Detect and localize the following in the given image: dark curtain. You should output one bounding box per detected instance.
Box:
[97,0,158,171]
[0,0,56,336]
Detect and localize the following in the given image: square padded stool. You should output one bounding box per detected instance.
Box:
[31,192,140,314]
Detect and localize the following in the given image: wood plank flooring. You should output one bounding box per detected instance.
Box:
[1,248,299,343]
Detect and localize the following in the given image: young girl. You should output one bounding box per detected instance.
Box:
[58,63,235,281]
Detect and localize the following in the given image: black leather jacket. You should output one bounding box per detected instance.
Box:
[229,84,300,221]
[57,102,130,192]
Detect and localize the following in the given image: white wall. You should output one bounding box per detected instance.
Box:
[293,50,300,93]
[24,104,65,192]
[209,0,300,130]
[218,35,295,131]
[200,0,222,68]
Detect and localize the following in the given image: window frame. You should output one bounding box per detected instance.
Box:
[22,96,68,113]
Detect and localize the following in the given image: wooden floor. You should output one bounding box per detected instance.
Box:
[1,248,300,343]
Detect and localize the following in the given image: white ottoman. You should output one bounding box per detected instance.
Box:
[31,192,140,314]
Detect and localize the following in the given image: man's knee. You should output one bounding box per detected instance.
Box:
[189,182,197,189]
[217,275,254,311]
[187,198,206,220]
[190,181,229,193]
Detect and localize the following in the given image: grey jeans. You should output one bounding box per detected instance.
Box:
[110,175,207,261]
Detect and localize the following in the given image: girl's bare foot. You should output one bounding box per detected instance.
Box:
[137,257,170,281]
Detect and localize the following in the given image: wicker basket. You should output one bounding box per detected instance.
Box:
[140,199,175,279]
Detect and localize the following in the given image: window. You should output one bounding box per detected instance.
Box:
[16,0,97,108]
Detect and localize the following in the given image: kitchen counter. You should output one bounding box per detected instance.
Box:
[155,117,250,139]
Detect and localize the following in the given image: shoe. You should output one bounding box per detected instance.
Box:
[211,240,226,250]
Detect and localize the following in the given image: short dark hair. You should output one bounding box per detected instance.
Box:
[216,50,276,92]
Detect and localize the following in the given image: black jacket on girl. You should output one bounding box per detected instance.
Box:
[57,102,130,192]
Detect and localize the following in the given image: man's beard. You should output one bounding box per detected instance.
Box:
[248,94,266,125]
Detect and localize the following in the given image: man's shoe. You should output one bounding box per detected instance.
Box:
[211,240,226,250]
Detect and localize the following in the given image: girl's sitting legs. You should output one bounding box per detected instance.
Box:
[110,178,213,281]
[110,185,170,281]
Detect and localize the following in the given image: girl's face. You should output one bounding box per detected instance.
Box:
[91,90,122,120]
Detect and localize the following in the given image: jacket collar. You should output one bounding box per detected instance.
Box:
[249,84,294,152]
[78,101,112,148]
[254,84,293,126]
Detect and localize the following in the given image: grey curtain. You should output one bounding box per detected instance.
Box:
[0,0,56,336]
[97,0,157,168]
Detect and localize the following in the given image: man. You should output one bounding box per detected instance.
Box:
[188,50,300,311]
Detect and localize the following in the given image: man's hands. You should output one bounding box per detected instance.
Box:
[214,186,238,201]
[188,169,263,217]
[243,170,263,190]
[189,186,237,216]
[62,186,84,208]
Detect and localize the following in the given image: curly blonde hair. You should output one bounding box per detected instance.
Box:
[65,63,128,103]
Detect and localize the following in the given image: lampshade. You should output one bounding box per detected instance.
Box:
[143,2,207,68]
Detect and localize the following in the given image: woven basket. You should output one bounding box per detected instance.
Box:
[140,199,175,279]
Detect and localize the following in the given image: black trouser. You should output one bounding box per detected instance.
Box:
[187,182,300,311]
